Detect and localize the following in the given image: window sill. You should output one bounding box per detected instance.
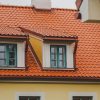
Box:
[0,67,26,70]
[43,67,75,71]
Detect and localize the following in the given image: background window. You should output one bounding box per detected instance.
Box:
[19,96,40,100]
[73,96,93,100]
[50,45,66,68]
[0,44,17,67]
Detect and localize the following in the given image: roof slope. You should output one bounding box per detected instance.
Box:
[0,26,26,36]
[0,6,100,80]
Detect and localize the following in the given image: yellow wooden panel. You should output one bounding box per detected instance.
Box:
[29,35,43,64]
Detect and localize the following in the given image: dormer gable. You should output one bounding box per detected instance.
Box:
[0,26,27,69]
[21,27,78,70]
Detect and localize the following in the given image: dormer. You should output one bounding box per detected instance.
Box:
[0,27,27,69]
[31,0,51,10]
[21,27,78,70]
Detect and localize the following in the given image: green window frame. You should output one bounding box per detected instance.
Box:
[73,96,93,100]
[19,96,40,100]
[50,45,66,68]
[0,44,17,67]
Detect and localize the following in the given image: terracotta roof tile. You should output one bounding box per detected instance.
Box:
[21,26,77,38]
[0,6,100,80]
[0,26,26,36]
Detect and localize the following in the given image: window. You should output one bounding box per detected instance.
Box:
[16,92,44,100]
[73,96,93,100]
[19,96,40,100]
[0,44,17,67]
[69,92,96,100]
[43,43,74,69]
[50,45,66,68]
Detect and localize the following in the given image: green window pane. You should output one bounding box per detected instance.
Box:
[59,54,63,60]
[51,47,57,54]
[0,45,6,59]
[51,60,57,67]
[8,44,16,51]
[50,45,66,68]
[51,46,57,67]
[9,59,15,65]
[0,53,6,59]
[58,61,64,67]
[0,44,17,67]
[0,60,6,65]
[0,45,5,51]
[58,47,66,67]
[9,52,15,58]
[8,44,17,66]
[59,47,63,54]
[0,45,6,66]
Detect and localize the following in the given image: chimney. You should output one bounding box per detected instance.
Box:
[76,0,83,10]
[31,0,51,10]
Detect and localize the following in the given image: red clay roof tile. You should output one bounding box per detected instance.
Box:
[0,26,26,36]
[0,6,100,80]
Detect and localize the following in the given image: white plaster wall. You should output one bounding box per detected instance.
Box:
[67,44,74,68]
[17,42,25,68]
[52,0,76,9]
[89,0,100,21]
[0,0,31,6]
[0,0,76,9]
[43,43,50,68]
[32,0,51,9]
[80,0,89,22]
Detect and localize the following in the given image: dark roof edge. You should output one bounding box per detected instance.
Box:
[0,76,100,82]
[0,35,28,39]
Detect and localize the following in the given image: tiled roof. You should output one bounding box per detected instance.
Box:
[0,26,26,36]
[0,6,100,80]
[21,26,77,38]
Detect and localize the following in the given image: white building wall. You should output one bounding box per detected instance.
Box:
[89,0,100,21]
[67,43,74,68]
[0,0,76,9]
[80,0,89,22]
[17,42,25,68]
[32,0,51,9]
[0,0,31,7]
[43,43,50,68]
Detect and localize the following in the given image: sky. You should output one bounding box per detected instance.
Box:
[0,0,76,9]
